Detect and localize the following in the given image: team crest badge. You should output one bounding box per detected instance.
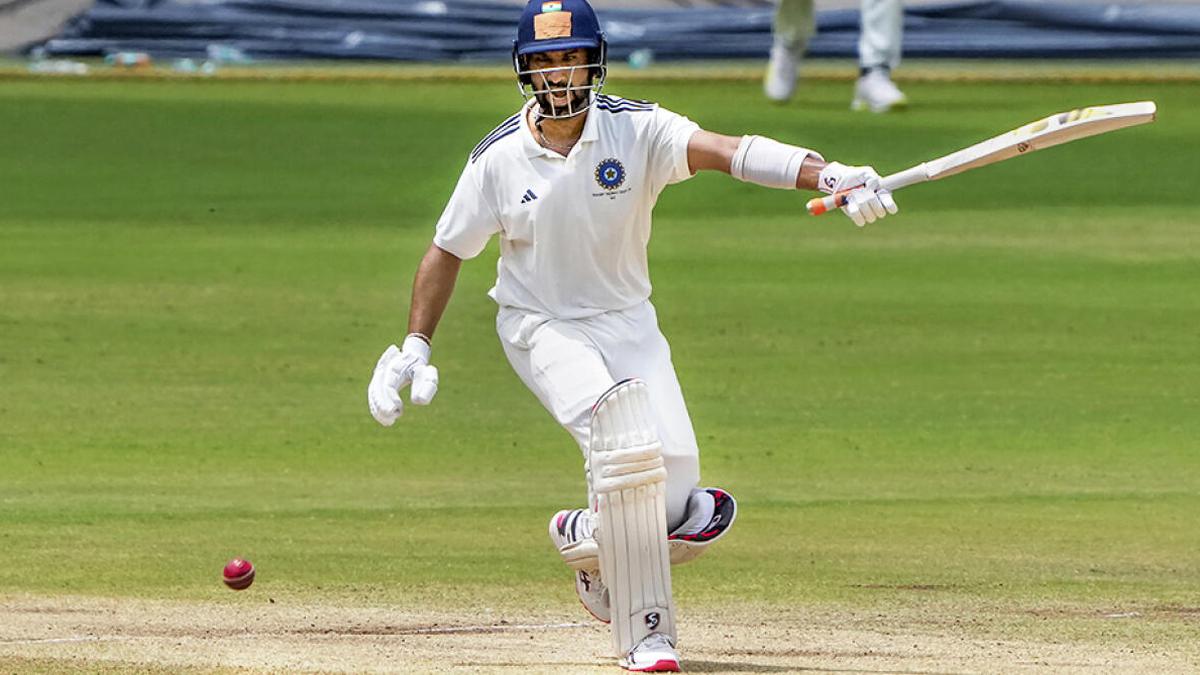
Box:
[595,158,626,191]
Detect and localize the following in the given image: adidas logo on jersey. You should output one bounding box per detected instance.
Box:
[520,189,538,204]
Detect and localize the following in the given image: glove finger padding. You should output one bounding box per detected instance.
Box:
[410,364,439,405]
[368,344,406,426]
[842,194,866,227]
[368,377,403,426]
[859,178,886,223]
[372,383,403,425]
[841,179,899,227]
[375,344,401,369]
[861,192,885,223]
[879,189,899,215]
[383,360,412,399]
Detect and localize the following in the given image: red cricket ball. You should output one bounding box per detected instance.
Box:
[222,558,255,590]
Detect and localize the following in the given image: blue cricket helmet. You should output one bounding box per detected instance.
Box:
[512,0,609,118]
[514,0,605,56]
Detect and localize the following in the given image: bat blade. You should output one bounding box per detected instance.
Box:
[806,101,1157,216]
[926,101,1157,180]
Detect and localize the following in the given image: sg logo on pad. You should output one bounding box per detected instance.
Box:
[644,612,660,630]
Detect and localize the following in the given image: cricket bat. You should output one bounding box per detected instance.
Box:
[806,101,1157,216]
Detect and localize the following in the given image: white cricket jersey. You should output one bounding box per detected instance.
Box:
[432,93,700,319]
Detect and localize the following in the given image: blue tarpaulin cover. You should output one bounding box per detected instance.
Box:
[33,0,1200,61]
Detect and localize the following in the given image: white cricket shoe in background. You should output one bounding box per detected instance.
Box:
[622,632,681,672]
[763,43,798,102]
[548,509,610,623]
[852,67,908,112]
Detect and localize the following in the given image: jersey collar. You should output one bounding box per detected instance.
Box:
[520,97,600,160]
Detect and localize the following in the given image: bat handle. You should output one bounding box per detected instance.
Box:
[806,192,849,216]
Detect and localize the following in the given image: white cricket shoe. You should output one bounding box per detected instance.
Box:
[763,43,798,102]
[621,632,681,672]
[668,487,737,566]
[851,68,908,113]
[548,509,610,623]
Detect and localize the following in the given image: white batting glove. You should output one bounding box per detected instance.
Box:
[367,335,439,427]
[818,161,900,227]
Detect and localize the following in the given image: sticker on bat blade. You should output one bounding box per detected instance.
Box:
[1015,117,1052,138]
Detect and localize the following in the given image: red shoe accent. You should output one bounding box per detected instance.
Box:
[627,658,680,672]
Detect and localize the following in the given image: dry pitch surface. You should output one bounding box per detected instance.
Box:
[1,595,1196,673]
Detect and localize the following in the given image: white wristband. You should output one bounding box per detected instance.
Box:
[729,135,823,190]
[402,334,431,363]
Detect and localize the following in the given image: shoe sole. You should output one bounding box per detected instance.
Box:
[763,67,796,102]
[764,88,795,103]
[625,659,681,672]
[851,97,909,113]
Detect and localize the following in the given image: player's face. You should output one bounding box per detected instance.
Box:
[527,48,592,115]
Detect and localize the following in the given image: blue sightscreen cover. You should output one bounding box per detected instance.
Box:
[30,0,1200,60]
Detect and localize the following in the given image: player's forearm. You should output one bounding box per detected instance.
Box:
[406,243,462,342]
[796,156,826,191]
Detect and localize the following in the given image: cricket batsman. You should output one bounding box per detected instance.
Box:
[367,0,898,670]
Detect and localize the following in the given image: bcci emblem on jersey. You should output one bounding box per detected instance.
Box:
[595,158,626,191]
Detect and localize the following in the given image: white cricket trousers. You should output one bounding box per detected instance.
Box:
[773,0,904,71]
[497,300,701,531]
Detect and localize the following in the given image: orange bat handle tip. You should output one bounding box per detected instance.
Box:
[807,193,846,216]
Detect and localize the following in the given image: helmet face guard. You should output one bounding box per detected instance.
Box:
[512,42,607,119]
[512,0,607,119]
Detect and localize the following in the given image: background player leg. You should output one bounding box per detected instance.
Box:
[765,0,814,102]
[853,0,907,112]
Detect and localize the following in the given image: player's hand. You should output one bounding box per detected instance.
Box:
[817,162,899,227]
[367,335,439,427]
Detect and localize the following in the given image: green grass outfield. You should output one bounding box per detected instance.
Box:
[0,74,1197,652]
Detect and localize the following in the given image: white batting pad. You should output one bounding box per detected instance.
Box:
[588,379,676,657]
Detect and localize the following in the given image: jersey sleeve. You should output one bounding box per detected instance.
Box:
[647,105,701,189]
[432,161,502,260]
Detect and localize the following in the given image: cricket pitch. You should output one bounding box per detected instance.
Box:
[1,594,1196,673]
